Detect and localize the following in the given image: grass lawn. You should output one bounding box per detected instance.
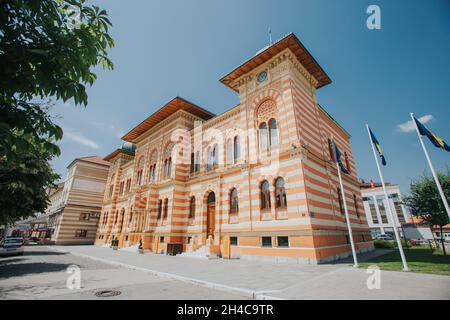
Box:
[359,246,450,276]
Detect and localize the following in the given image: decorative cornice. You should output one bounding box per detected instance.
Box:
[201,105,241,130]
[135,109,204,146]
[233,48,318,94]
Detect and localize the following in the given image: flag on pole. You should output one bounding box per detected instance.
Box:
[332,140,350,174]
[411,113,450,220]
[365,123,410,271]
[332,139,358,267]
[368,128,387,166]
[413,116,450,152]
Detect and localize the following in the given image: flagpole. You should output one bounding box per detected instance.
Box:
[366,124,409,271]
[335,156,359,268]
[410,113,450,220]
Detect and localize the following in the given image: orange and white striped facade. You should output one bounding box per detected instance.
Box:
[95,33,374,264]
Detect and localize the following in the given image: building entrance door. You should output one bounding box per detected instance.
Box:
[206,192,216,238]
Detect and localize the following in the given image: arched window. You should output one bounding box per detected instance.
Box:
[195,151,200,172]
[163,198,169,220]
[114,210,119,224]
[109,174,115,197]
[234,136,240,161]
[128,208,133,223]
[137,170,143,185]
[269,119,278,146]
[227,138,233,164]
[260,180,271,210]
[213,144,219,168]
[189,196,195,219]
[157,200,162,220]
[119,181,124,195]
[163,144,173,179]
[167,157,172,177]
[328,138,334,161]
[259,122,269,153]
[150,165,156,182]
[136,157,144,185]
[119,209,125,229]
[163,158,172,178]
[275,177,287,208]
[102,212,108,226]
[207,146,213,171]
[148,150,158,182]
[230,188,239,215]
[207,192,215,204]
[163,159,168,177]
[190,152,195,173]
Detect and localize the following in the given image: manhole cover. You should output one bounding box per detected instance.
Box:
[94,289,121,298]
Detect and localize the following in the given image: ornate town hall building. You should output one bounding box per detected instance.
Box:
[95,33,374,263]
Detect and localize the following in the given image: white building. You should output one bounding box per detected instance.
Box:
[47,156,110,245]
[360,182,410,238]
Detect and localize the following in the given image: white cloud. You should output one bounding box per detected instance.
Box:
[64,129,99,149]
[397,114,434,133]
[90,121,124,139]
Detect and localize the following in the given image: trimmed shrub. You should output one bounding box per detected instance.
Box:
[373,240,395,249]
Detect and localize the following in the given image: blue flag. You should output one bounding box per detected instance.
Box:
[414,116,450,152]
[332,140,350,174]
[369,128,387,166]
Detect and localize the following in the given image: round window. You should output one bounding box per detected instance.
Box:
[257,71,267,83]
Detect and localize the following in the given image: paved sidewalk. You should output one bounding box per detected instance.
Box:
[51,245,450,300]
[0,247,247,300]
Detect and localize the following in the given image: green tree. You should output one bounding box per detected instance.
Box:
[403,172,450,255]
[0,0,114,225]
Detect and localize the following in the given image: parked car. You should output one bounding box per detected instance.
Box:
[0,237,25,256]
[375,234,394,241]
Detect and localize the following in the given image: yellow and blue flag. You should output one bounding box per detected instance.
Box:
[332,140,350,174]
[414,116,450,152]
[369,128,387,166]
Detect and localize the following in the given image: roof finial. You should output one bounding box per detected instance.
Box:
[268,27,273,45]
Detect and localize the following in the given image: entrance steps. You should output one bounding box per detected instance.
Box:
[179,245,219,260]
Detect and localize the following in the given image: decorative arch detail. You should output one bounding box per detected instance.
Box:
[250,88,282,115]
[256,99,277,123]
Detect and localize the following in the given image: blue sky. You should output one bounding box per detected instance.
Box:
[50,0,450,194]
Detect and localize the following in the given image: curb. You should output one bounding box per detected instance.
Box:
[47,246,285,300]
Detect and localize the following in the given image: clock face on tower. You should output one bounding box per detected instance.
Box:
[257,70,267,83]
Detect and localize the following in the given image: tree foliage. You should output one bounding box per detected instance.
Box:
[403,171,450,255]
[0,0,114,225]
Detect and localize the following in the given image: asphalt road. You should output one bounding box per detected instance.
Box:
[0,246,248,300]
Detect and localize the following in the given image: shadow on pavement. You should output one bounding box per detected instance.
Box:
[23,250,67,257]
[0,258,26,265]
[0,262,72,279]
[323,249,393,265]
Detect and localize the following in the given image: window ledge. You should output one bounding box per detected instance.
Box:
[275,208,288,220]
[228,214,239,224]
[260,210,272,221]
